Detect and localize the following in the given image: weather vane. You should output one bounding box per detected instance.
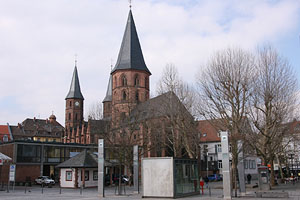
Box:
[110,58,113,71]
[129,0,132,9]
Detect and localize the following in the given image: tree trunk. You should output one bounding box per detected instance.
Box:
[270,159,275,187]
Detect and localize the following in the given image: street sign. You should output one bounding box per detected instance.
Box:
[9,164,16,182]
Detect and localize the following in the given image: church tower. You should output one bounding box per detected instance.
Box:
[110,10,151,123]
[65,64,84,141]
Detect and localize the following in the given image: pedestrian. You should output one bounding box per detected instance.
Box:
[204,176,209,188]
[247,174,252,184]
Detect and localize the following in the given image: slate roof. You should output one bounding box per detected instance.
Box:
[56,150,97,168]
[102,75,112,102]
[66,66,84,100]
[130,91,192,121]
[10,117,64,140]
[111,10,151,75]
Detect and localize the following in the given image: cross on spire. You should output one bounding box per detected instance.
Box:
[75,54,78,66]
[129,0,132,9]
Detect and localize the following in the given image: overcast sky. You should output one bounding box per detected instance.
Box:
[1,0,300,125]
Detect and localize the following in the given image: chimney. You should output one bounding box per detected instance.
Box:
[17,123,22,129]
[33,117,36,122]
[46,118,49,124]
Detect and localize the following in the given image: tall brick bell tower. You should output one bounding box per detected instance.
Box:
[103,10,151,125]
[65,62,84,143]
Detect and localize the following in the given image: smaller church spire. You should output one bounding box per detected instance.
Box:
[102,75,112,102]
[66,65,84,100]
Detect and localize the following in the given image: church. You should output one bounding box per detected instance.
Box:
[63,8,197,159]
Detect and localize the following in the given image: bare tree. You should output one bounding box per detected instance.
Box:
[156,64,199,159]
[87,102,103,120]
[247,45,298,186]
[196,47,255,196]
[157,63,196,115]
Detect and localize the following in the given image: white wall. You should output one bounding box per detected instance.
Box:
[60,168,75,188]
[142,157,174,198]
[77,168,98,187]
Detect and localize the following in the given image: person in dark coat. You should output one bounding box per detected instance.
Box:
[247,174,252,184]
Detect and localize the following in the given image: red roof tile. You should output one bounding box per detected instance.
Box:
[0,125,10,141]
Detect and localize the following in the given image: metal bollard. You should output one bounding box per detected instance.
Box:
[25,183,27,194]
[80,185,82,195]
[209,186,211,197]
[59,186,61,194]
[42,184,44,194]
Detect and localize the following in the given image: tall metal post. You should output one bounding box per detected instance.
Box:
[98,139,104,197]
[133,145,139,193]
[221,131,231,200]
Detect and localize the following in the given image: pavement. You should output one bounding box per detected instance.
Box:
[0,181,300,199]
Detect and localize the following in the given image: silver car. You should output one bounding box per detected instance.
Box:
[35,176,55,185]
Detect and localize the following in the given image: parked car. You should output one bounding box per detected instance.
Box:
[35,176,55,185]
[207,174,222,181]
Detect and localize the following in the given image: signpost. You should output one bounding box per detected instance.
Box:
[221,131,232,200]
[133,145,139,193]
[98,139,104,198]
[9,164,16,182]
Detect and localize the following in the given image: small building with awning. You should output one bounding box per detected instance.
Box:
[56,150,98,188]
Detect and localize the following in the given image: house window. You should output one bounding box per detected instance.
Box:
[203,144,208,153]
[68,113,71,120]
[75,113,78,120]
[66,171,72,181]
[249,160,256,169]
[85,170,89,181]
[218,160,222,169]
[69,101,72,107]
[244,160,248,169]
[217,144,222,152]
[93,171,98,180]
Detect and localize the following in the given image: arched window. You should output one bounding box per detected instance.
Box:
[68,113,71,120]
[69,101,72,107]
[114,77,117,87]
[122,75,127,86]
[134,75,139,86]
[122,91,127,100]
[135,91,139,102]
[145,77,148,88]
[75,113,78,120]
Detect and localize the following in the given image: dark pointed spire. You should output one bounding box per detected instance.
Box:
[102,75,112,102]
[111,10,151,75]
[66,66,84,100]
